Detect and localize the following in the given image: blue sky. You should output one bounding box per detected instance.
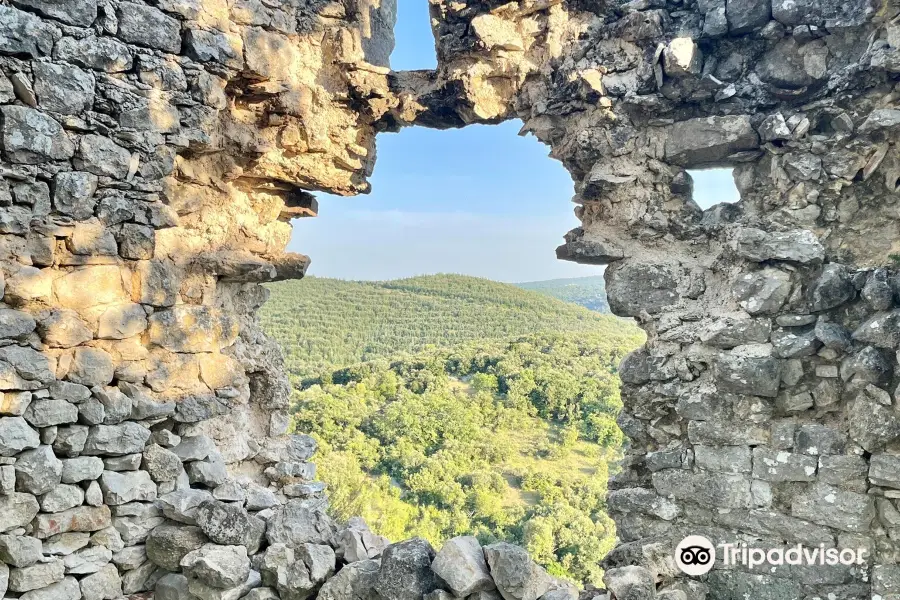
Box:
[286,1,738,283]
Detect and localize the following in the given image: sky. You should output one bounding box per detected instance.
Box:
[286,1,739,283]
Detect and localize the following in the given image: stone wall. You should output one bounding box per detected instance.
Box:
[0,0,899,599]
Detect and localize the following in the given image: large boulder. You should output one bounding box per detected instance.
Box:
[266,501,338,548]
[15,445,62,495]
[0,105,75,163]
[181,544,250,590]
[146,525,208,572]
[482,543,553,600]
[665,115,759,166]
[195,499,265,554]
[375,538,442,600]
[431,536,495,597]
[318,560,381,600]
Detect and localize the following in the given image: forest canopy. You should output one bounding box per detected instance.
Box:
[259,274,643,586]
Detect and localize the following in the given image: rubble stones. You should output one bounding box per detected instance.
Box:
[52,172,98,221]
[79,564,121,600]
[0,0,895,597]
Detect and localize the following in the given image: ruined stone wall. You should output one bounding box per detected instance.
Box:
[1,0,900,599]
[378,0,900,597]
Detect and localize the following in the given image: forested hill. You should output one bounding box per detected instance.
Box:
[516,275,609,313]
[259,274,634,380]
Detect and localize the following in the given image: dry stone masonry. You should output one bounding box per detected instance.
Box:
[0,0,898,599]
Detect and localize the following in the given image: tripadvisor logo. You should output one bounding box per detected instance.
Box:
[675,536,715,576]
[674,535,870,576]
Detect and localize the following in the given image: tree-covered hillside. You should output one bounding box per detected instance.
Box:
[258,273,644,586]
[260,274,628,380]
[294,330,643,587]
[517,275,609,313]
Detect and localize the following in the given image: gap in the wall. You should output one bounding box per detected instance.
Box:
[689,168,740,210]
[390,0,438,70]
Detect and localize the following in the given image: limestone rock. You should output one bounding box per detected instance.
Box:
[853,310,900,348]
[33,505,111,539]
[483,542,553,600]
[0,534,42,567]
[63,545,112,574]
[156,572,191,600]
[713,353,781,397]
[847,385,900,451]
[74,135,132,180]
[0,308,36,339]
[83,422,151,456]
[266,500,337,548]
[24,399,77,428]
[0,105,74,164]
[38,309,93,348]
[665,116,758,166]
[146,524,208,572]
[41,484,85,513]
[0,493,39,533]
[54,36,133,73]
[317,560,381,600]
[32,62,95,115]
[99,469,157,505]
[117,2,182,53]
[0,416,40,456]
[0,5,56,58]
[52,172,98,220]
[148,306,240,353]
[810,265,855,311]
[15,445,62,494]
[431,536,495,597]
[735,228,824,264]
[791,483,874,533]
[602,566,655,600]
[67,348,115,387]
[20,577,82,600]
[185,457,228,487]
[181,544,250,589]
[375,538,441,600]
[79,563,122,600]
[159,488,214,524]
[143,443,183,482]
[195,499,265,553]
[8,559,64,592]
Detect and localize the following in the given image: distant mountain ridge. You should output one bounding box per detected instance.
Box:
[259,273,631,380]
[516,275,609,313]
